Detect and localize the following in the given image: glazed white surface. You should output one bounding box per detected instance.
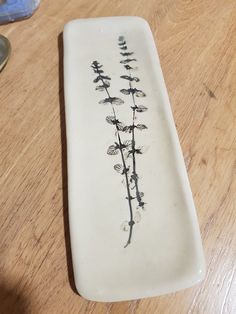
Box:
[63,16,205,302]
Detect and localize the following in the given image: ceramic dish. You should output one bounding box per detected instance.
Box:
[63,16,205,302]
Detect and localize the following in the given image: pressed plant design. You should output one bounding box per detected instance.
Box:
[118,36,147,212]
[91,39,147,248]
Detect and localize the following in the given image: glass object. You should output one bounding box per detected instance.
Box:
[0,0,40,24]
[0,34,11,71]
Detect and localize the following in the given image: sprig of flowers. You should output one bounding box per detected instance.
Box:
[118,36,148,213]
[91,60,135,247]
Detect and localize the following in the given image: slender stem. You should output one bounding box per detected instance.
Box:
[129,71,143,208]
[105,87,134,248]
[95,64,134,247]
[117,131,134,248]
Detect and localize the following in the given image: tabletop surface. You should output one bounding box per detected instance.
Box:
[0,0,236,313]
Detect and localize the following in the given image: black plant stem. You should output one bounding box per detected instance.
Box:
[117,130,134,248]
[97,69,134,247]
[129,71,143,208]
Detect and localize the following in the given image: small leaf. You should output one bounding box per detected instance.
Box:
[120,89,130,95]
[123,140,132,147]
[118,35,125,41]
[131,173,138,181]
[92,67,104,74]
[117,123,126,132]
[136,124,148,130]
[124,65,133,70]
[135,146,148,155]
[126,195,136,201]
[95,81,110,91]
[135,148,143,154]
[139,192,144,198]
[114,164,129,174]
[130,174,138,184]
[95,86,104,91]
[114,164,123,173]
[127,149,133,157]
[120,75,131,81]
[106,117,125,131]
[95,69,104,74]
[106,116,116,124]
[120,75,140,82]
[99,98,109,104]
[91,61,102,68]
[128,147,142,156]
[93,75,110,83]
[122,126,130,133]
[120,46,127,50]
[120,58,137,64]
[119,142,127,150]
[136,105,148,112]
[107,145,119,155]
[100,75,111,80]
[117,122,126,131]
[131,77,140,82]
[111,97,124,105]
[120,88,145,97]
[99,97,124,105]
[120,52,134,57]
[139,201,145,209]
[93,76,101,83]
[123,125,134,133]
[103,80,110,87]
[134,89,146,97]
[118,41,126,46]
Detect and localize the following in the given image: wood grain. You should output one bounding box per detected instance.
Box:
[0,0,236,313]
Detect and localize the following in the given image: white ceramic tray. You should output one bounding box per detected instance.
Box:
[63,17,205,302]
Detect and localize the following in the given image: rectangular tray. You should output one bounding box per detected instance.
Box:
[63,16,205,302]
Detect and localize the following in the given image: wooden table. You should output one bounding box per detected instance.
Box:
[0,1,236,313]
